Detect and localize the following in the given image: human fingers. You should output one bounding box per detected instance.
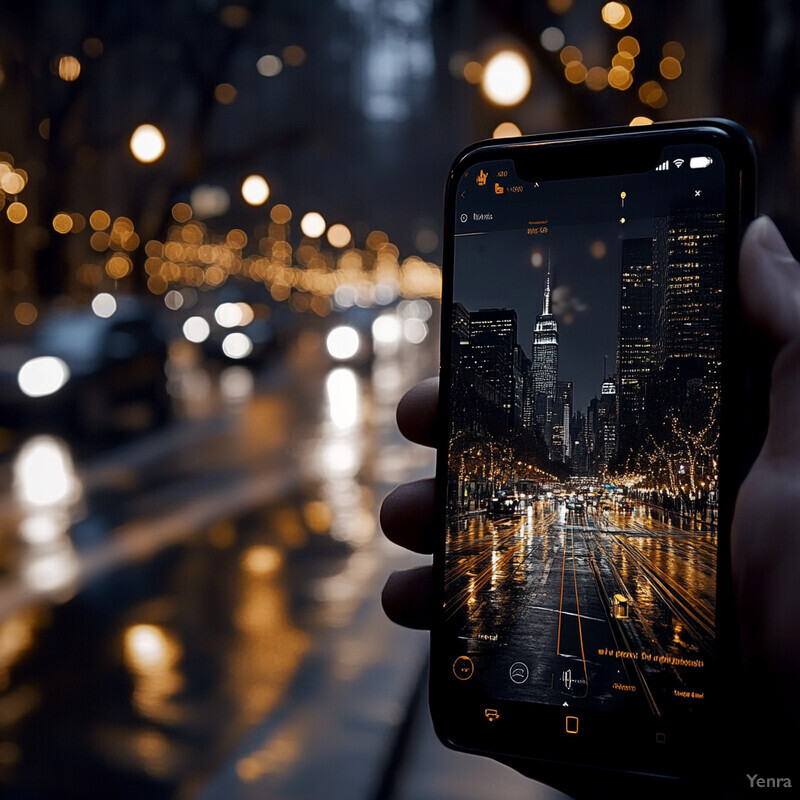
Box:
[381,565,433,629]
[731,341,800,749]
[379,478,436,554]
[396,377,438,447]
[739,215,800,345]
[732,217,800,738]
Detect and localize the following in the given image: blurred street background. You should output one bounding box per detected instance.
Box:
[0,2,797,798]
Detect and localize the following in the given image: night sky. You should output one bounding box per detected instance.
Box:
[452,153,725,412]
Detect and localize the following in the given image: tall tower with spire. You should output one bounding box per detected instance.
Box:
[531,255,559,448]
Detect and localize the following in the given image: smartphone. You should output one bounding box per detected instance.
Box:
[432,120,757,789]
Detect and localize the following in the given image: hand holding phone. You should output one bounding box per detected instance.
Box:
[408,120,761,795]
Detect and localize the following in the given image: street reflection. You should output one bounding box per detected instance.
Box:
[326,367,359,430]
[13,436,81,510]
[446,497,716,713]
[229,545,310,726]
[12,437,82,601]
[124,624,185,724]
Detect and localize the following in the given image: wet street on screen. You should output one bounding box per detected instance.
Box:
[445,499,716,715]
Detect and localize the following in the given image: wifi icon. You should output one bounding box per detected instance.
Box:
[673,158,685,169]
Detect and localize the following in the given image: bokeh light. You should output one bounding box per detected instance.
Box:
[602,2,632,29]
[608,65,633,90]
[89,210,110,230]
[14,302,38,326]
[481,50,532,106]
[300,212,326,238]
[215,302,244,328]
[183,316,211,343]
[660,56,682,80]
[18,357,70,398]
[222,332,253,360]
[326,326,360,360]
[0,171,25,194]
[171,203,193,223]
[282,45,306,67]
[214,83,238,104]
[270,204,292,224]
[565,61,588,85]
[241,175,270,206]
[191,185,230,218]
[130,124,166,163]
[493,122,522,138]
[326,223,351,248]
[462,61,483,84]
[256,55,283,77]
[540,27,565,52]
[57,55,81,81]
[7,202,27,223]
[618,36,640,57]
[663,41,686,62]
[52,213,73,234]
[585,67,609,91]
[91,292,117,318]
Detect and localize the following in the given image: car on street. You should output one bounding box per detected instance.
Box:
[0,297,171,442]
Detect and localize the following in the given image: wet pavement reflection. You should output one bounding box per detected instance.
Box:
[0,322,436,799]
[446,499,716,715]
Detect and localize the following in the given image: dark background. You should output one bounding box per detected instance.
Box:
[0,2,797,799]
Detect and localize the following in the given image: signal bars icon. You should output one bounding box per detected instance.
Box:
[655,158,687,172]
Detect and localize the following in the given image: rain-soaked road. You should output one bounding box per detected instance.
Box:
[445,501,716,716]
[0,322,438,800]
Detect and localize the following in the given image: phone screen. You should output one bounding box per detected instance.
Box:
[438,134,742,772]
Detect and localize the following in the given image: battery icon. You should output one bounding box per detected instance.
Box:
[690,156,714,169]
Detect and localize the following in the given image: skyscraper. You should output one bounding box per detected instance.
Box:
[652,212,724,374]
[468,308,519,432]
[617,237,654,461]
[647,211,724,431]
[552,380,573,463]
[531,258,559,448]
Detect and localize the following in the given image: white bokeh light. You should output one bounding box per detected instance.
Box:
[326,326,360,360]
[18,357,70,398]
[130,124,166,163]
[481,50,532,106]
[326,368,359,429]
[372,314,402,344]
[241,174,270,206]
[91,292,117,318]
[215,302,244,328]
[222,332,253,359]
[183,316,210,343]
[300,211,326,238]
[13,436,81,508]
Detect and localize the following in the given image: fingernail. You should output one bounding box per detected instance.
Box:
[756,216,795,261]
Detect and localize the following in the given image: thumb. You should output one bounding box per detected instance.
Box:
[739,215,800,345]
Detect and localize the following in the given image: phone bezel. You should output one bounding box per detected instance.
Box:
[430,119,758,783]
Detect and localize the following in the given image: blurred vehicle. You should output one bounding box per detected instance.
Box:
[188,286,284,367]
[0,298,171,440]
[200,311,277,366]
[487,491,528,518]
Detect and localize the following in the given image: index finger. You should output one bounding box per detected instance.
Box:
[396,376,438,447]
